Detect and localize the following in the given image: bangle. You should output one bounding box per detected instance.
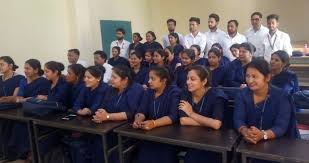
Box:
[152,120,156,128]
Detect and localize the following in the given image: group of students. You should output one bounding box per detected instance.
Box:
[0,12,301,163]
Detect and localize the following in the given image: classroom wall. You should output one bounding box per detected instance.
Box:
[0,0,308,74]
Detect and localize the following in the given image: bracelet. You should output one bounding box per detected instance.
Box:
[152,120,156,128]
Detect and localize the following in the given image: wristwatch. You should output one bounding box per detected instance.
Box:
[262,130,268,140]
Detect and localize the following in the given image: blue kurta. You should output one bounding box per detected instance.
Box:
[47,77,70,107]
[129,42,144,55]
[108,57,130,67]
[9,76,50,159]
[167,57,181,73]
[209,66,226,87]
[142,41,163,55]
[234,85,300,163]
[132,67,148,85]
[67,81,85,108]
[137,85,181,163]
[224,59,246,87]
[173,44,184,58]
[179,88,228,163]
[174,65,189,89]
[0,74,24,97]
[220,56,231,67]
[271,69,299,95]
[73,83,109,113]
[194,58,207,66]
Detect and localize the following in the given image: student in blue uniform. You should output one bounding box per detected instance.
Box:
[7,59,49,161]
[66,64,86,108]
[108,46,130,67]
[190,45,207,66]
[0,56,24,102]
[133,66,181,163]
[73,66,108,115]
[234,59,300,163]
[224,42,254,88]
[179,65,228,163]
[129,32,144,55]
[175,49,195,89]
[36,61,70,107]
[165,46,181,72]
[142,31,163,54]
[211,43,230,66]
[92,65,144,163]
[206,48,226,87]
[168,32,184,58]
[270,50,299,94]
[129,52,148,85]
[142,49,155,68]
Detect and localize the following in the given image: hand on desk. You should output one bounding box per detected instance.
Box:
[92,109,109,123]
[77,108,92,116]
[241,126,264,144]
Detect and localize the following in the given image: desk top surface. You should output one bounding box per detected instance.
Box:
[237,139,309,162]
[115,124,239,151]
[0,108,33,121]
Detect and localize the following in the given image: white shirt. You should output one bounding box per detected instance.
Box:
[262,30,293,62]
[162,32,185,48]
[184,32,207,56]
[204,28,226,54]
[245,25,269,58]
[76,59,88,68]
[110,40,130,59]
[103,62,113,83]
[220,32,247,61]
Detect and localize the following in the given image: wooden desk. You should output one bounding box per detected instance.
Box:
[237,139,309,163]
[114,124,240,163]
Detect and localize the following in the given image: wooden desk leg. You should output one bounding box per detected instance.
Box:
[242,154,247,163]
[27,121,38,163]
[32,123,41,163]
[102,134,109,163]
[222,151,228,163]
[118,135,124,163]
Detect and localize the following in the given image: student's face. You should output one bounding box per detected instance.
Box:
[246,67,270,91]
[116,31,124,40]
[94,54,105,66]
[148,71,166,90]
[24,63,37,78]
[145,52,153,63]
[208,53,221,67]
[270,54,285,71]
[112,48,120,58]
[66,68,78,84]
[153,52,164,65]
[168,35,177,45]
[164,49,173,62]
[110,71,128,89]
[84,71,100,88]
[0,60,12,74]
[238,47,252,63]
[67,52,79,64]
[129,54,142,68]
[132,34,140,43]
[180,53,193,66]
[267,19,279,32]
[189,21,199,32]
[231,48,240,58]
[187,70,207,92]
[167,22,176,32]
[208,18,218,30]
[146,33,154,42]
[251,15,262,29]
[44,66,58,81]
[190,47,200,58]
[227,22,237,34]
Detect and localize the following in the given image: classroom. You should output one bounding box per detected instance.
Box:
[0,0,309,163]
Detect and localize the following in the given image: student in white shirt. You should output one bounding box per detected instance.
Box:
[262,14,293,62]
[205,13,226,55]
[110,28,130,59]
[162,19,185,48]
[67,49,88,67]
[93,50,113,83]
[220,20,247,61]
[245,12,269,58]
[184,17,207,57]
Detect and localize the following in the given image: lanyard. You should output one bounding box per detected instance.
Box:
[114,94,123,109]
[267,34,277,50]
[191,96,205,113]
[153,100,161,119]
[257,95,269,130]
[116,41,125,49]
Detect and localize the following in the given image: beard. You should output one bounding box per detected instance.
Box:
[117,36,124,40]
